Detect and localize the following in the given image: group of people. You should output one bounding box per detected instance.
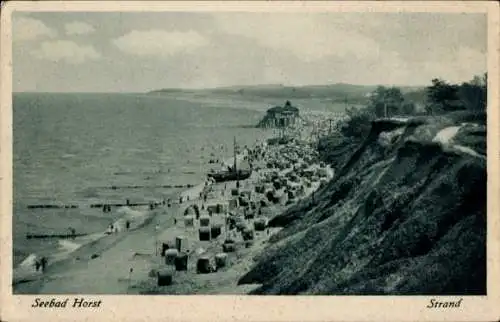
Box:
[105,220,131,234]
[35,256,48,272]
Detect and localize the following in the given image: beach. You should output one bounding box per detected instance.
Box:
[13,113,335,294]
[12,92,340,294]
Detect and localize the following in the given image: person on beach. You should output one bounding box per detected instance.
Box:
[69,227,76,239]
[126,221,130,230]
[40,257,47,272]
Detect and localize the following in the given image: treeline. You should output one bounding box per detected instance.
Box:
[340,74,487,138]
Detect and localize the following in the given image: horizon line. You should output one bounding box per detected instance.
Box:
[12,82,432,94]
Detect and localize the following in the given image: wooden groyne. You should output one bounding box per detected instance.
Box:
[27,204,79,209]
[89,201,163,208]
[106,184,195,190]
[26,233,88,240]
[27,201,165,210]
[26,182,200,210]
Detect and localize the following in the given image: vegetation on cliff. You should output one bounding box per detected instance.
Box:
[238,75,487,295]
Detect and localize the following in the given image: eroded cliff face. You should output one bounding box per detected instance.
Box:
[239,114,486,295]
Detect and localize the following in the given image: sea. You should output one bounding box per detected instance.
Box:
[12,92,340,268]
[12,92,278,267]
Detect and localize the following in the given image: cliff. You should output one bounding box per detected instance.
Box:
[239,112,486,295]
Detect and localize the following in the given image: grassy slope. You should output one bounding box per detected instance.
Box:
[238,113,486,295]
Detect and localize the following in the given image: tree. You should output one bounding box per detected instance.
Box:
[340,106,374,138]
[458,73,487,111]
[368,86,405,117]
[425,75,487,114]
[425,78,463,114]
[401,102,416,115]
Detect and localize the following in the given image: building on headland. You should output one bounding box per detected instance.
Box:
[257,100,299,128]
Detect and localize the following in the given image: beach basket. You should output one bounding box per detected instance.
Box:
[317,168,328,178]
[184,206,196,216]
[254,218,268,231]
[240,190,252,198]
[199,215,211,227]
[157,268,174,286]
[161,242,174,256]
[255,185,265,194]
[215,253,228,269]
[175,236,187,253]
[222,242,236,253]
[265,190,278,204]
[210,224,223,239]
[206,204,218,215]
[174,252,188,271]
[216,203,228,214]
[259,199,269,208]
[238,196,250,207]
[184,215,194,227]
[231,188,239,196]
[196,256,212,274]
[198,227,211,241]
[229,198,239,210]
[235,219,247,232]
[245,240,254,248]
[242,227,255,241]
[164,249,179,266]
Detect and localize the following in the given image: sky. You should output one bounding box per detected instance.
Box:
[12,11,487,92]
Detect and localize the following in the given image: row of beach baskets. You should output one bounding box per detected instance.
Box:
[156,248,230,286]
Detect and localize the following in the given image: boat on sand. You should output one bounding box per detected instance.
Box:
[207,137,252,183]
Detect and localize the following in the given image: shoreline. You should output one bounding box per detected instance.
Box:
[12,138,264,294]
[13,125,333,294]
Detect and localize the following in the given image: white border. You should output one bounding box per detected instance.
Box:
[1,2,499,322]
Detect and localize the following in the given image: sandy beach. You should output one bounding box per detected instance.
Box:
[13,126,333,295]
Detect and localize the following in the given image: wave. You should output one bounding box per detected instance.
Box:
[58,239,82,252]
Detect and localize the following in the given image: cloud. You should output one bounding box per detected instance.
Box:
[213,14,382,62]
[31,40,101,64]
[13,17,57,41]
[413,46,486,84]
[112,29,209,57]
[65,21,96,35]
